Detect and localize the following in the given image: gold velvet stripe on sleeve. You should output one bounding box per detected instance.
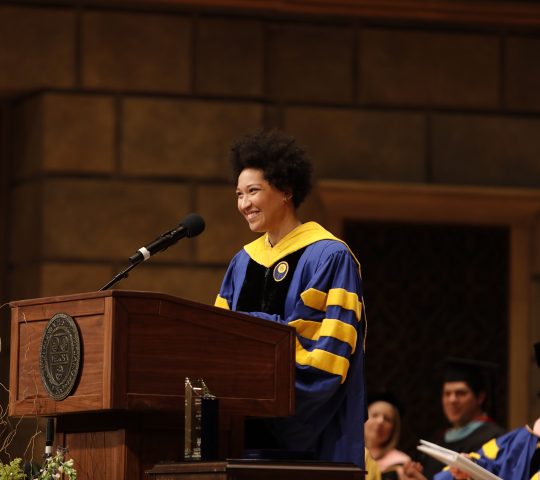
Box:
[214,295,230,310]
[301,287,362,321]
[289,319,357,353]
[295,338,350,383]
[481,438,500,460]
[300,288,327,311]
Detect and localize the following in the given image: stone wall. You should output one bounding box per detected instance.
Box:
[2,4,540,304]
[1,0,540,458]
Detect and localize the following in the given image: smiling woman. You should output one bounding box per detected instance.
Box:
[235,168,299,246]
[365,392,411,478]
[214,130,367,468]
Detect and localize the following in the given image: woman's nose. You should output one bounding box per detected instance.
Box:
[239,196,250,209]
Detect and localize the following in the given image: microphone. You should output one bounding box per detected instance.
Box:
[128,213,205,265]
[45,417,54,458]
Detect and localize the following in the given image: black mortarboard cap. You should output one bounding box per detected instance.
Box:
[443,357,498,397]
[367,390,404,417]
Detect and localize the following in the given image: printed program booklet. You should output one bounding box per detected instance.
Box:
[417,439,502,480]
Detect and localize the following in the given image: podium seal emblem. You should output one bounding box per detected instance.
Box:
[39,313,81,401]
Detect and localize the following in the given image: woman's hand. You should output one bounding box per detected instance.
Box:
[448,466,472,479]
[448,452,474,479]
[401,461,427,479]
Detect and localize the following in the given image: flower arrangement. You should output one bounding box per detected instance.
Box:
[0,449,77,480]
[0,458,26,479]
[37,449,77,480]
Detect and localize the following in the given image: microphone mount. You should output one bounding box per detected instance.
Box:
[99,213,205,291]
[99,262,138,291]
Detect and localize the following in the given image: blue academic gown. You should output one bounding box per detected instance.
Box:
[215,222,367,468]
[433,425,540,480]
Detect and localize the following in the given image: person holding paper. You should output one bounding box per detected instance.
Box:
[432,343,540,480]
[426,417,540,480]
[214,130,367,468]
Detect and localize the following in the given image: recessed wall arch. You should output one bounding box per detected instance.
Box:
[316,180,540,428]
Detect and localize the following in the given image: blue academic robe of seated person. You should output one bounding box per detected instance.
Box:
[433,424,540,480]
[215,222,367,468]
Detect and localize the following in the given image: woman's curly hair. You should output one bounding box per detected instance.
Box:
[229,130,313,209]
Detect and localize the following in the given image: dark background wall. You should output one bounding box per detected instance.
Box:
[1,0,540,462]
[346,221,509,453]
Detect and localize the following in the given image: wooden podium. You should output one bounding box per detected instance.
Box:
[8,290,296,480]
[146,460,365,480]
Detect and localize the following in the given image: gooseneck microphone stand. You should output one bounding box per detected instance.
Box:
[99,262,139,291]
[99,213,205,291]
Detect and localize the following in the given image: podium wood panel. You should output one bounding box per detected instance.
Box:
[146,461,365,480]
[9,290,295,418]
[8,290,296,480]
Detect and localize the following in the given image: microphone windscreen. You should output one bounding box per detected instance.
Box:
[45,417,54,444]
[182,213,205,238]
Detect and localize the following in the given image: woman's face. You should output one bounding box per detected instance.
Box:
[365,401,396,448]
[236,168,289,235]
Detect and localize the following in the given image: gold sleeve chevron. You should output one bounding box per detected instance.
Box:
[289,319,357,354]
[481,438,499,460]
[291,287,362,382]
[214,295,230,310]
[295,339,350,383]
[301,287,362,322]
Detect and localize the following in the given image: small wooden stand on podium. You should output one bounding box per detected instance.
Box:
[8,290,295,480]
